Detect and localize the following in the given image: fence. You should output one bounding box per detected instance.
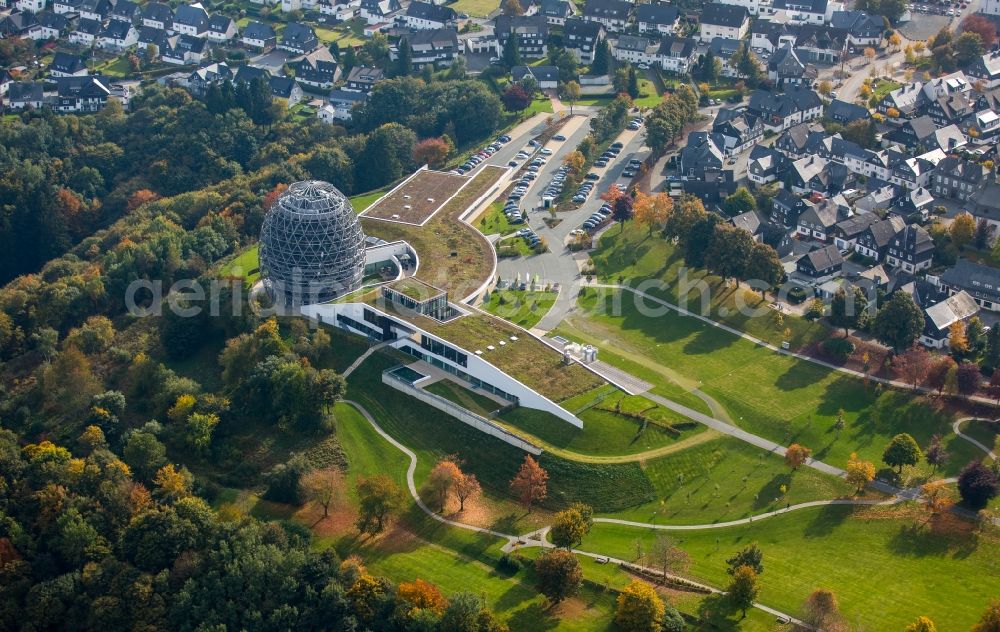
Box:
[382,370,543,455]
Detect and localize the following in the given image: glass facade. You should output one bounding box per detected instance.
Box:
[400,345,518,403]
[419,335,468,368]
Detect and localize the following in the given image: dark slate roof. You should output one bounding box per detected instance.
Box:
[268,75,297,98]
[583,0,632,19]
[8,81,44,102]
[405,0,455,22]
[141,1,173,22]
[564,16,602,38]
[38,12,71,31]
[494,14,549,36]
[892,224,934,257]
[802,244,843,271]
[940,259,1000,300]
[708,36,741,57]
[281,22,317,46]
[329,87,367,104]
[110,0,139,19]
[834,212,880,239]
[657,34,695,58]
[748,86,822,117]
[636,2,678,25]
[50,51,87,74]
[866,216,906,248]
[826,98,870,122]
[242,21,275,40]
[173,3,209,29]
[0,12,39,36]
[401,27,459,48]
[540,0,572,18]
[234,64,271,84]
[100,19,134,39]
[55,75,111,98]
[700,2,748,27]
[208,14,234,32]
[138,25,169,46]
[75,17,103,35]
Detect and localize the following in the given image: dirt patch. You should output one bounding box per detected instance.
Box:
[295,498,357,538]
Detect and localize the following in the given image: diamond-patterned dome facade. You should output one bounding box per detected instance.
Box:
[259,180,366,306]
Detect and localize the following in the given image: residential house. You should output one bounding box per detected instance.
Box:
[826,98,870,124]
[854,184,896,215]
[233,63,270,87]
[730,210,764,241]
[678,131,726,179]
[747,86,823,131]
[0,11,39,38]
[49,51,88,77]
[360,0,401,24]
[241,21,276,50]
[109,0,139,22]
[162,34,209,64]
[968,50,1000,89]
[786,155,850,195]
[889,186,934,221]
[829,9,882,48]
[771,188,809,226]
[186,61,233,94]
[795,195,840,240]
[636,2,678,34]
[494,14,549,59]
[883,115,937,151]
[53,75,112,112]
[712,107,763,155]
[932,156,989,202]
[345,65,384,92]
[34,12,74,40]
[967,109,1000,146]
[323,87,366,120]
[775,120,825,157]
[52,0,83,14]
[0,71,12,98]
[699,3,750,42]
[613,34,658,66]
[708,37,744,78]
[772,0,832,24]
[15,0,45,12]
[767,44,812,87]
[831,212,880,252]
[78,0,111,21]
[138,26,170,58]
[877,82,922,118]
[279,22,318,54]
[885,224,934,273]
[563,17,603,64]
[68,16,101,45]
[747,144,789,185]
[920,290,979,348]
[581,0,631,32]
[716,0,766,15]
[6,81,44,109]
[657,35,696,73]
[268,75,302,106]
[318,0,359,21]
[293,47,339,88]
[750,18,798,55]
[206,14,236,42]
[172,3,209,37]
[395,28,460,67]
[539,0,573,25]
[854,215,904,260]
[939,259,1000,311]
[512,64,559,89]
[99,19,138,51]
[796,244,844,278]
[793,25,844,63]
[140,2,172,30]
[401,1,455,30]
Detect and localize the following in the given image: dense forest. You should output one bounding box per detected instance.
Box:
[0,75,510,630]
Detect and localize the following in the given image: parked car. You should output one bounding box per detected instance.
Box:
[553,134,566,141]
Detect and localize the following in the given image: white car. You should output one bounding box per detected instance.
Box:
[489,56,500,64]
[540,148,553,155]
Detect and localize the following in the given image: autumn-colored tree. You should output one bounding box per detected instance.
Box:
[803,588,845,631]
[863,47,876,62]
[951,212,976,249]
[534,548,582,604]
[920,480,953,516]
[889,32,902,49]
[412,137,452,169]
[78,425,107,454]
[429,458,462,510]
[905,616,939,632]
[727,565,760,617]
[355,474,405,535]
[818,80,833,96]
[972,599,1000,632]
[886,106,901,119]
[167,394,197,424]
[962,14,999,48]
[550,502,593,548]
[397,578,449,617]
[300,467,344,518]
[846,453,876,493]
[501,0,523,14]
[263,183,289,212]
[561,80,581,114]
[894,343,931,390]
[859,83,873,98]
[153,464,193,501]
[648,533,689,580]
[510,455,548,511]
[949,320,970,357]
[924,434,949,473]
[632,191,673,235]
[127,188,160,211]
[784,443,811,470]
[927,356,957,394]
[453,472,481,511]
[563,150,586,177]
[615,580,666,632]
[664,194,707,240]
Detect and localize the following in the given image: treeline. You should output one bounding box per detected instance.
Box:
[0,428,509,631]
[643,85,699,156]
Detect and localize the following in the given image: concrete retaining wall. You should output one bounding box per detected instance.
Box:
[382,371,543,455]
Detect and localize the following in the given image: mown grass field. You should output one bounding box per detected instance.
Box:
[556,288,981,480]
[425,378,503,417]
[450,0,500,17]
[579,504,1000,631]
[483,288,557,329]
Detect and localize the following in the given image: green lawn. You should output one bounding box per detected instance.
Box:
[450,0,500,17]
[870,78,902,103]
[557,288,978,479]
[425,378,503,417]
[579,505,1000,630]
[483,289,557,329]
[477,201,520,236]
[219,245,260,286]
[496,234,537,258]
[962,419,998,454]
[576,79,662,109]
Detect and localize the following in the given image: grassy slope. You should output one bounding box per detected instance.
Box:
[557,289,980,478]
[483,289,557,329]
[424,378,503,417]
[580,504,1000,630]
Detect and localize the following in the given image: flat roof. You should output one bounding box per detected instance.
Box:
[361,169,471,226]
[385,277,446,301]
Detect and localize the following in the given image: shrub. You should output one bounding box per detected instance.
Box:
[822,338,855,361]
[497,552,523,574]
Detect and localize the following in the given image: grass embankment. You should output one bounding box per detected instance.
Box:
[425,378,503,417]
[477,201,521,236]
[483,289,557,329]
[557,288,980,479]
[579,504,1000,630]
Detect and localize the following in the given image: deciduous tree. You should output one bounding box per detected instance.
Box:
[501,84,532,113]
[972,600,1000,632]
[905,616,939,632]
[429,458,462,510]
[550,502,593,548]
[300,467,344,518]
[615,580,666,632]
[727,565,760,617]
[846,453,876,493]
[873,291,925,352]
[453,472,481,511]
[924,434,949,473]
[829,286,869,335]
[951,212,976,249]
[895,343,931,390]
[957,461,999,509]
[648,533,689,579]
[397,579,448,618]
[883,433,923,473]
[632,191,673,235]
[803,588,845,631]
[726,543,763,575]
[534,549,582,604]
[356,474,405,535]
[510,455,548,511]
[784,443,811,470]
[412,137,453,169]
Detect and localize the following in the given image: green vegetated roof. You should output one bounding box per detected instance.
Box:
[385,277,445,301]
[362,291,604,403]
[361,166,506,298]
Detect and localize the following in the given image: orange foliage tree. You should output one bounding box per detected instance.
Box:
[510,454,548,511]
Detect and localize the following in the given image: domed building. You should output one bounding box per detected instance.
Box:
[259,180,366,306]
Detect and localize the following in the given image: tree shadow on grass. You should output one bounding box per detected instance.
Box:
[802,503,854,538]
[753,472,792,511]
[887,518,980,559]
[504,601,561,631]
[774,358,824,392]
[696,593,746,630]
[681,322,738,357]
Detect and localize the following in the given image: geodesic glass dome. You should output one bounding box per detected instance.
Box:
[259,180,366,307]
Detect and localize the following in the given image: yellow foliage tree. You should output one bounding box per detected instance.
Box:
[153,463,193,501]
[949,320,969,355]
[633,191,673,235]
[950,211,976,249]
[397,578,448,617]
[845,453,875,494]
[905,616,938,632]
[615,580,665,632]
